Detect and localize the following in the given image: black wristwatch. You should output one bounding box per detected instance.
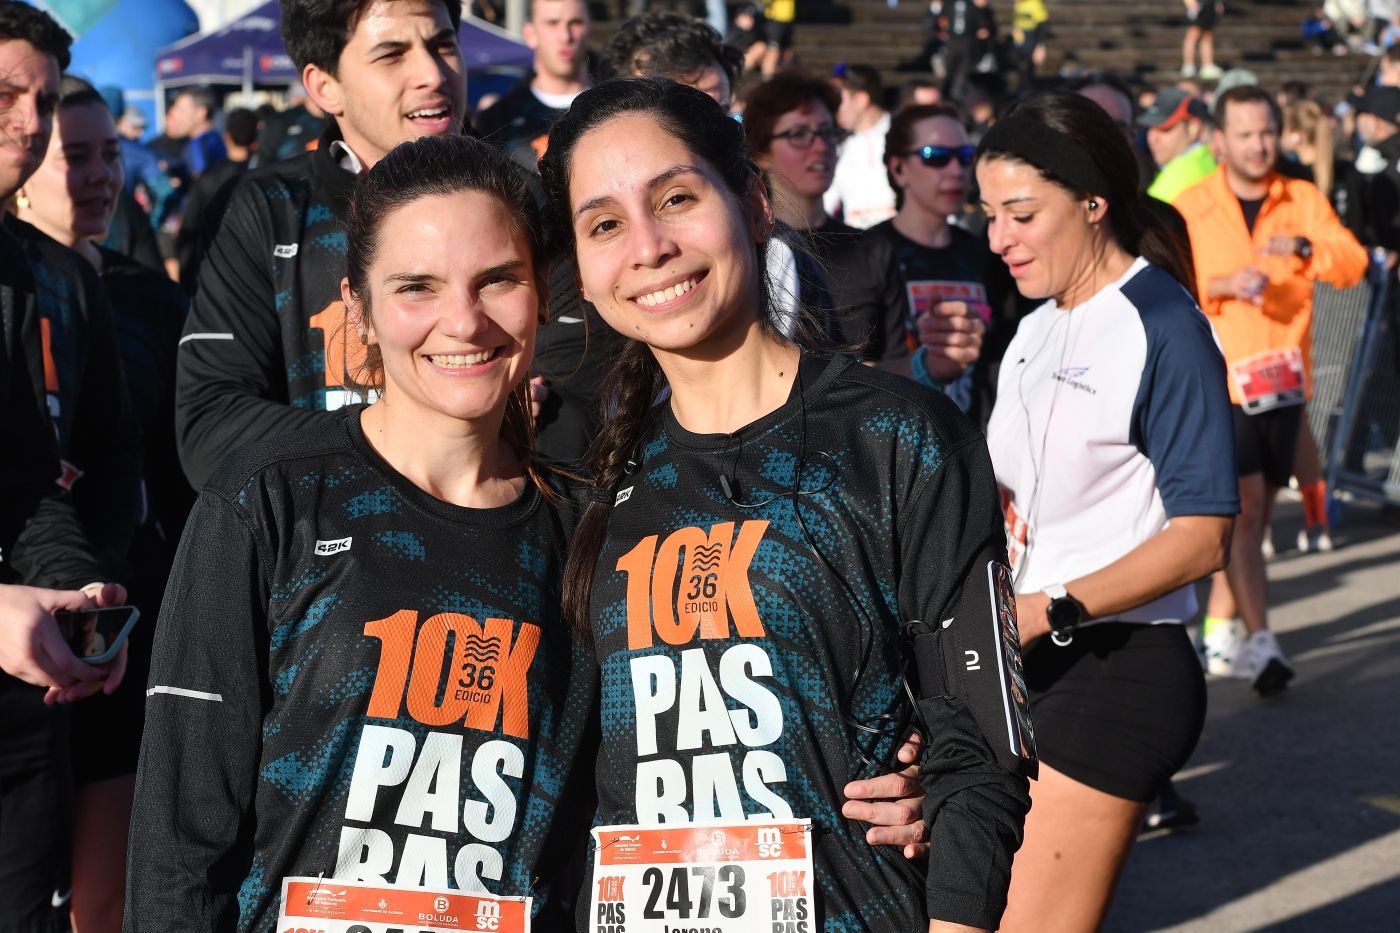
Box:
[1043,584,1086,647]
[1294,236,1313,261]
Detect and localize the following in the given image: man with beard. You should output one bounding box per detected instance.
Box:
[0,3,136,926]
[1175,85,1366,696]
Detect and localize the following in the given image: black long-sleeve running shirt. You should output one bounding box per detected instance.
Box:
[174,124,356,490]
[127,413,598,931]
[0,221,106,590]
[586,353,1030,931]
[2,216,142,579]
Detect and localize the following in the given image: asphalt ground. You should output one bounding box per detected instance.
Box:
[1104,496,1400,933]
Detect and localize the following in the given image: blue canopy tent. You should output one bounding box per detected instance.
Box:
[154,1,533,109]
[37,0,200,130]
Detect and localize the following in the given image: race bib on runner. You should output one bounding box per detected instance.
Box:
[904,280,991,351]
[1232,347,1305,415]
[1001,487,1029,576]
[588,820,813,932]
[278,876,529,933]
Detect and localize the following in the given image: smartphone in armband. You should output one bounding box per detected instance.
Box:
[55,606,140,665]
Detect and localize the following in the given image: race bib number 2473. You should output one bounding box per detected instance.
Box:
[589,819,814,933]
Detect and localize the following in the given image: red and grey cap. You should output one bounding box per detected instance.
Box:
[1137,88,1210,129]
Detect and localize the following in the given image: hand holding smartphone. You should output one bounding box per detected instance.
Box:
[55,606,140,665]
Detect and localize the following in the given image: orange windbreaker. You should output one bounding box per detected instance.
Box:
[1174,167,1367,403]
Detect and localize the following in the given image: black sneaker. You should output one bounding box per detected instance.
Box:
[1253,658,1295,696]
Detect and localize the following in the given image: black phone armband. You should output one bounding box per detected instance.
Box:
[907,557,1038,778]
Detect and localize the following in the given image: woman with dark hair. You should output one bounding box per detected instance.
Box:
[540,76,1033,933]
[741,71,860,339]
[975,89,1237,931]
[840,102,1003,421]
[126,134,597,930]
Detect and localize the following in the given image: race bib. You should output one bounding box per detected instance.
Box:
[1232,347,1305,415]
[278,876,529,933]
[1001,488,1029,575]
[588,820,814,933]
[904,280,990,351]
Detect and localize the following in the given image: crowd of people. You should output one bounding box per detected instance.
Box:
[0,0,1392,930]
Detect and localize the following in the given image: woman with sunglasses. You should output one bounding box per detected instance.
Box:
[541,77,1033,933]
[839,103,1004,420]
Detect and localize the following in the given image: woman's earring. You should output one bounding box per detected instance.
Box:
[1088,200,1099,211]
[15,191,29,209]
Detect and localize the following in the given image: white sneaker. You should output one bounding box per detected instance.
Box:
[1297,528,1335,553]
[1181,63,1197,78]
[1201,617,1245,676]
[1198,63,1223,80]
[1233,630,1295,695]
[1261,530,1276,560]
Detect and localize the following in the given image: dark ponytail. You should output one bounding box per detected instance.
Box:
[977,89,1196,298]
[539,77,777,641]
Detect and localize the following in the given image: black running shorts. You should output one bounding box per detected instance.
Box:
[1187,1,1217,29]
[1233,404,1302,488]
[1023,622,1207,802]
[764,18,795,49]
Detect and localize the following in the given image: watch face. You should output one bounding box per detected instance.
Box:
[1048,596,1082,632]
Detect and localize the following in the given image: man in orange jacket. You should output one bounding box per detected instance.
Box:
[1175,84,1367,696]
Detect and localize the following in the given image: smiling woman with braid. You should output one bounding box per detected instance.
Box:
[542,77,1034,933]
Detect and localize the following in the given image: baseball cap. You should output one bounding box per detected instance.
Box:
[1358,85,1400,124]
[1137,88,1209,129]
[1214,68,1259,94]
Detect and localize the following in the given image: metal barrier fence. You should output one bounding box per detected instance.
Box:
[1314,258,1400,512]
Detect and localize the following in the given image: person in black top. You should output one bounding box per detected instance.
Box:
[0,5,137,928]
[942,0,995,102]
[1340,84,1400,253]
[251,95,326,167]
[840,103,1003,421]
[175,106,258,291]
[127,134,597,932]
[474,0,593,170]
[741,72,859,341]
[13,74,192,932]
[175,0,470,490]
[541,77,1032,933]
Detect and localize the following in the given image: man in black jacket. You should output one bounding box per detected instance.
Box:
[1340,84,1400,255]
[174,0,468,488]
[0,3,137,926]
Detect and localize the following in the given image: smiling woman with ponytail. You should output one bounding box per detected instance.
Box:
[542,76,1032,933]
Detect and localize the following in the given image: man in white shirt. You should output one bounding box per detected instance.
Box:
[825,63,898,229]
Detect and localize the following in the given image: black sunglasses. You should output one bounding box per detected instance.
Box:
[902,145,977,168]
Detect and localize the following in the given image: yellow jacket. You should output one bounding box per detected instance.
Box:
[1174,167,1367,402]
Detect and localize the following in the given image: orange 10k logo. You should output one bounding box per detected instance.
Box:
[362,611,540,740]
[616,520,770,651]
